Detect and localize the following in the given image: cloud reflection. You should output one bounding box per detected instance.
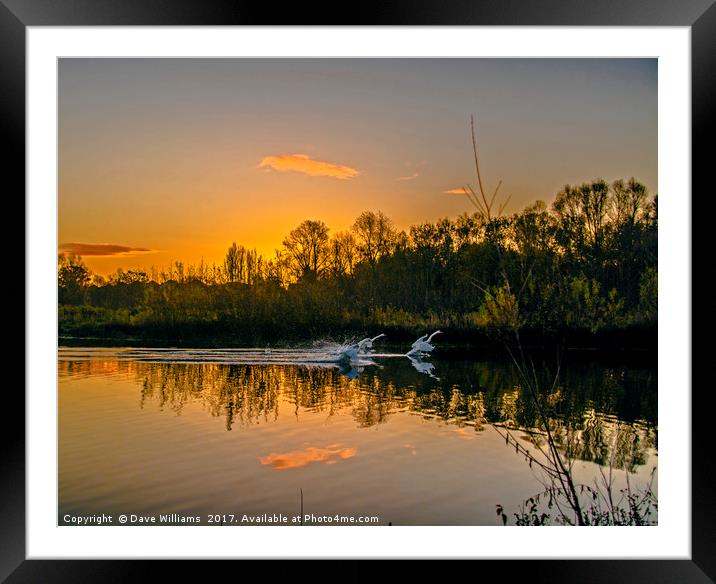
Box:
[259,445,357,470]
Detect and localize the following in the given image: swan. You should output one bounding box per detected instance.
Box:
[357,333,386,353]
[407,330,443,356]
[337,333,385,363]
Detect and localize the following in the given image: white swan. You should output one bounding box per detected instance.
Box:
[357,333,386,353]
[338,333,385,362]
[407,330,442,356]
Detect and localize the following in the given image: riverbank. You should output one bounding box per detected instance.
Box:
[58,321,657,359]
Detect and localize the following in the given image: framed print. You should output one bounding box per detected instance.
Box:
[6,0,713,581]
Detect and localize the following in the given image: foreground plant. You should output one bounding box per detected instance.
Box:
[496,466,657,526]
[460,114,658,527]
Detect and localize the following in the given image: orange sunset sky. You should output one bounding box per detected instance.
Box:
[58,58,657,276]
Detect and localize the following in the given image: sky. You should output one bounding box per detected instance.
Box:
[58,58,657,276]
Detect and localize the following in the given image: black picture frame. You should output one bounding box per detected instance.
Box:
[5,1,713,581]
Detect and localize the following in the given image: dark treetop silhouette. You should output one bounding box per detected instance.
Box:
[58,178,657,348]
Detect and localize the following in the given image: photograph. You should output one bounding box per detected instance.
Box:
[57,57,659,529]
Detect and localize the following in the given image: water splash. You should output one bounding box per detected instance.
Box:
[58,332,440,379]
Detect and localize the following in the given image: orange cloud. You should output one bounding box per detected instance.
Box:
[259,445,357,470]
[397,173,419,181]
[444,187,466,195]
[258,154,359,180]
[59,243,153,256]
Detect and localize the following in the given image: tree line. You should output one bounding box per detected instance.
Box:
[58,177,657,345]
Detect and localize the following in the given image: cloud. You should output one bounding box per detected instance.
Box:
[259,153,359,180]
[59,243,153,257]
[397,173,419,181]
[259,445,357,471]
[444,187,467,195]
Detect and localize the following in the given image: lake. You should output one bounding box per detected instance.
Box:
[58,345,657,526]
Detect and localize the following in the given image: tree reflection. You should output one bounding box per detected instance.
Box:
[58,355,657,469]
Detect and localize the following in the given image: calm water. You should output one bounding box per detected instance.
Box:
[58,346,657,526]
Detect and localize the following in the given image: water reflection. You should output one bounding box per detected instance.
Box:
[58,351,657,471]
[259,445,358,470]
[407,354,439,379]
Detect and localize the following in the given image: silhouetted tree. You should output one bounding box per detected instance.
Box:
[224,242,241,283]
[353,210,396,266]
[59,184,657,343]
[282,219,331,281]
[58,253,90,305]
